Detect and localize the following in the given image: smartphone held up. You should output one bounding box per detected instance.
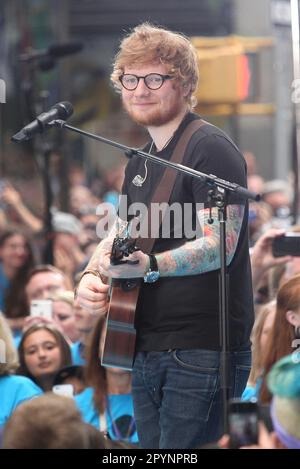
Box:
[272,233,300,257]
[30,300,53,320]
[228,399,258,449]
[52,384,74,398]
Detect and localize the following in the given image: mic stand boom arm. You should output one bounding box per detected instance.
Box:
[51,119,259,202]
[50,118,259,433]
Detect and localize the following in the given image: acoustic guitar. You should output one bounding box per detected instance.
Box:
[101,234,140,370]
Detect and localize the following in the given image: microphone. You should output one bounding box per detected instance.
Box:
[47,43,83,58]
[20,42,83,61]
[11,101,73,143]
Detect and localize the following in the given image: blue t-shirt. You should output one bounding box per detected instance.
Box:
[74,387,138,444]
[0,262,10,312]
[0,375,43,427]
[13,330,23,349]
[242,378,262,401]
[103,191,120,210]
[71,341,86,366]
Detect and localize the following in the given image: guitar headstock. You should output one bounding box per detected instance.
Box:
[110,236,139,265]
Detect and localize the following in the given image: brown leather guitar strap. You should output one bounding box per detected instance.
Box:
[136,119,207,253]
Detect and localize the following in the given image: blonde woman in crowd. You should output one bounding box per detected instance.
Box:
[51,291,81,343]
[0,312,42,427]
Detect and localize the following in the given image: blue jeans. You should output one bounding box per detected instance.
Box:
[132,349,251,449]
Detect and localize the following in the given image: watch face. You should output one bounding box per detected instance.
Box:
[144,271,160,283]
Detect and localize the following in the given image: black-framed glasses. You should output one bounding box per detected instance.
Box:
[119,73,173,91]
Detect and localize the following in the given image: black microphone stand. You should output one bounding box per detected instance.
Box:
[50,118,259,433]
[19,44,83,264]
[19,57,55,264]
[32,111,56,265]
[38,139,55,264]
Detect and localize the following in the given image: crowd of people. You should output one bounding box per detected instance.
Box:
[1,22,300,450]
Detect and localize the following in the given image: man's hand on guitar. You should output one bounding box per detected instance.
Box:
[99,250,149,279]
[76,273,109,315]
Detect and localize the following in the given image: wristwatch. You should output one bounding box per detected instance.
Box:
[144,254,160,283]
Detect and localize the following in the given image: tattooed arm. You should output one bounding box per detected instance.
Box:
[90,205,245,281]
[156,205,245,277]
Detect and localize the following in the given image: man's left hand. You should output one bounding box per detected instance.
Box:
[98,250,149,278]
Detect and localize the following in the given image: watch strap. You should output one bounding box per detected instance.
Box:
[148,254,158,272]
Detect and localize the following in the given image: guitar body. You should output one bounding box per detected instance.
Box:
[101,278,141,370]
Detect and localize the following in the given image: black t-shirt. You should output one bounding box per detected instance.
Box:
[121,113,254,351]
